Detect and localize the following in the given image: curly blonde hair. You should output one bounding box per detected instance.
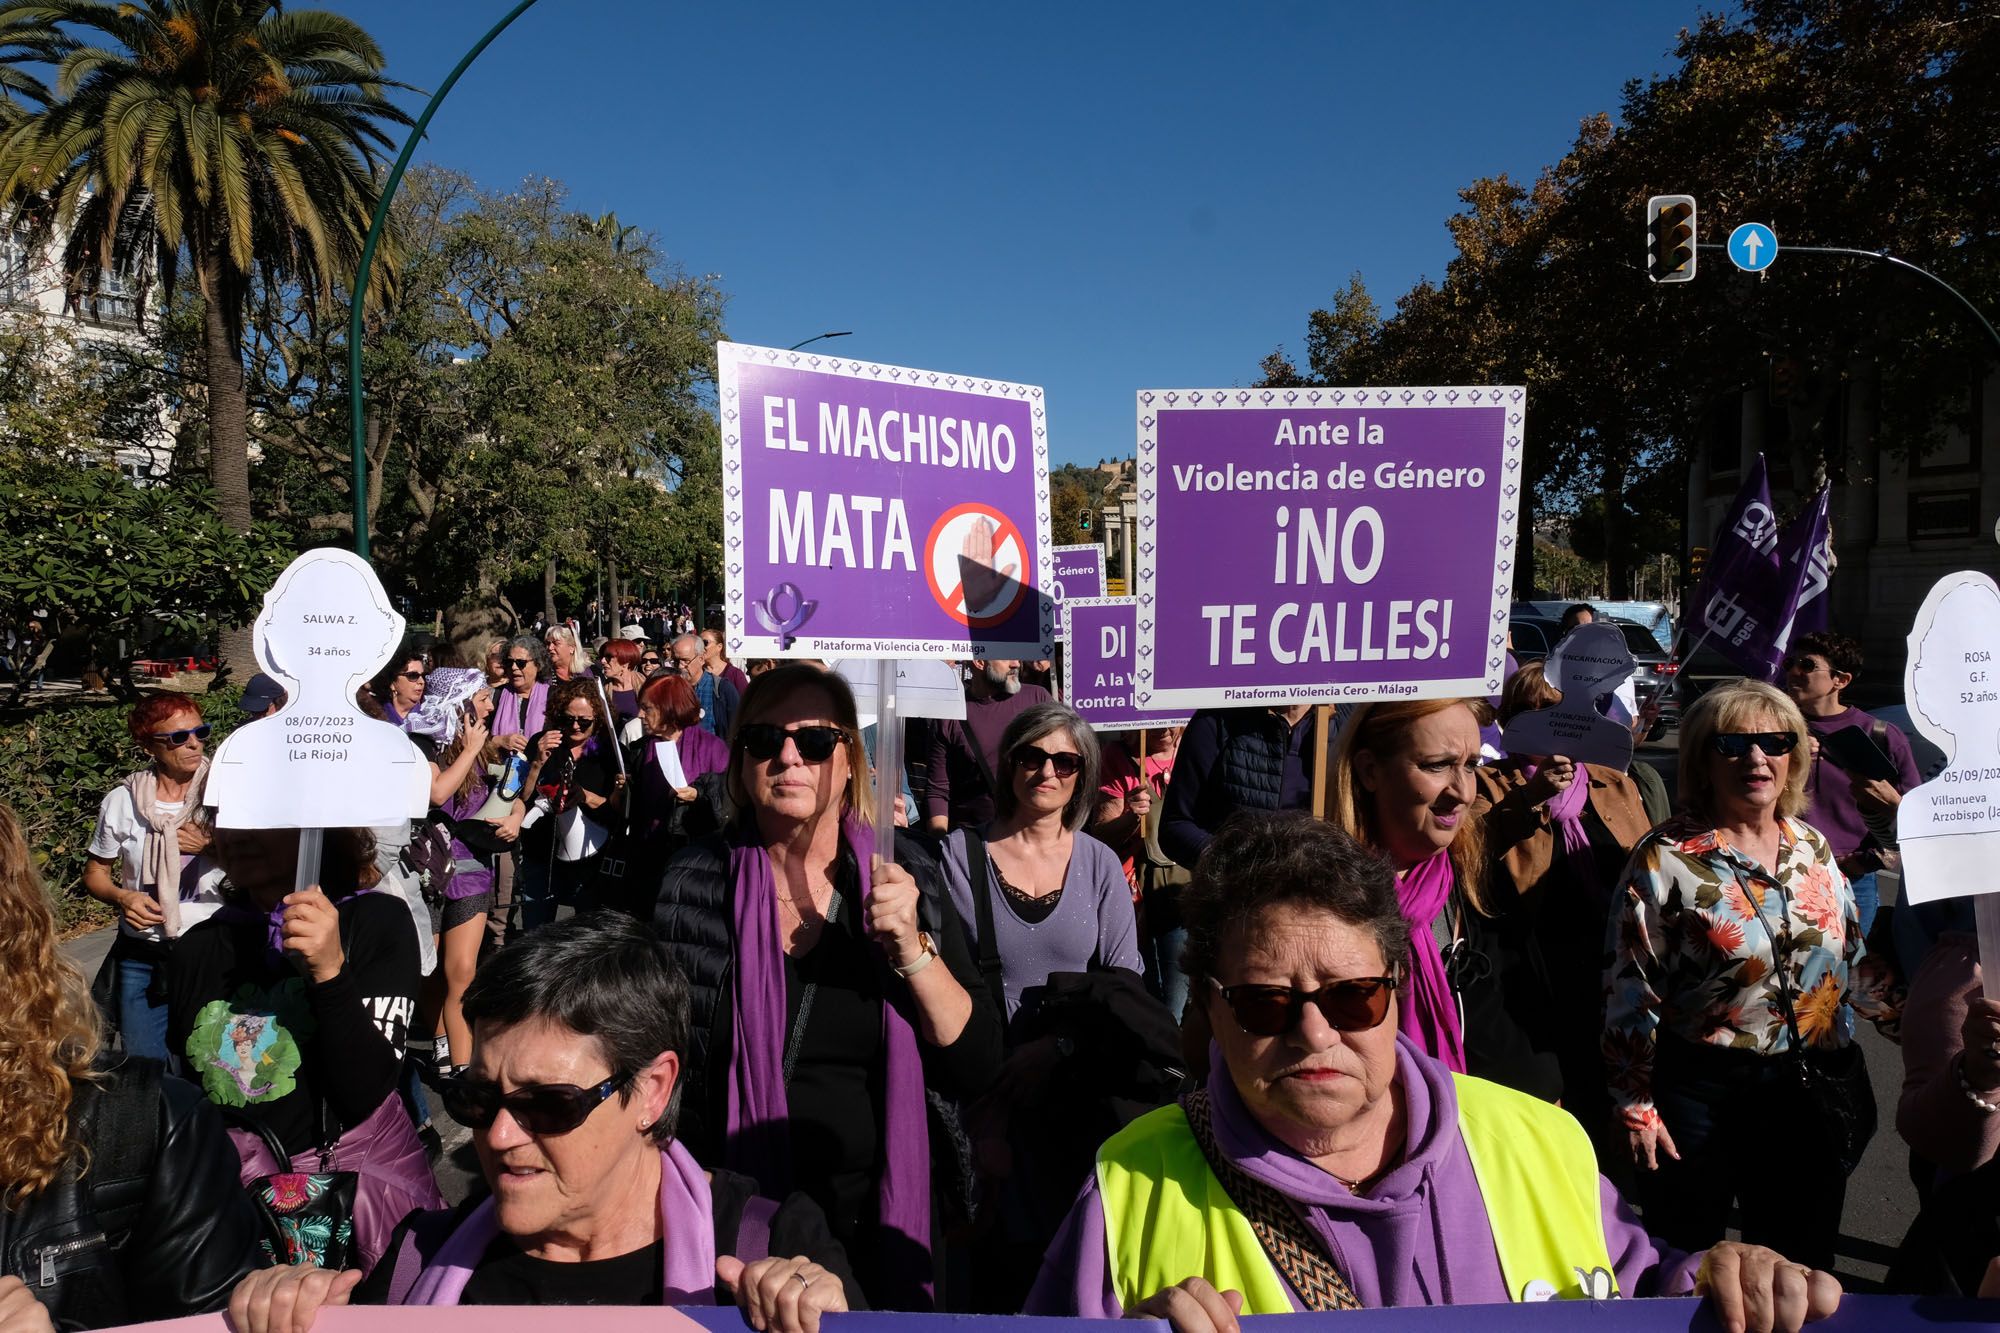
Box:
[0,802,102,1202]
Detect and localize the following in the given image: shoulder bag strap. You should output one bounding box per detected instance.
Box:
[1183,1091,1362,1312]
[962,829,1008,1021]
[1742,874,1808,1052]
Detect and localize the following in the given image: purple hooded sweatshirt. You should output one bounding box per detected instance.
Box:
[1027,1036,1704,1313]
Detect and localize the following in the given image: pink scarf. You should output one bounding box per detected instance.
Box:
[403,1142,718,1305]
[119,758,209,938]
[1535,763,1598,898]
[1395,850,1466,1073]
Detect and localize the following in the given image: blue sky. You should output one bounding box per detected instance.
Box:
[335,1,1712,468]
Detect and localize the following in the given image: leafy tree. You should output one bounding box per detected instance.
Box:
[0,0,413,670]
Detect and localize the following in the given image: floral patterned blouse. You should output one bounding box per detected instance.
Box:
[1602,814,1867,1130]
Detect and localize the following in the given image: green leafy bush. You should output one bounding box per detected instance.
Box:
[0,689,244,935]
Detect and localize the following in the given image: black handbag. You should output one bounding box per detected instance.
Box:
[1747,880,1877,1175]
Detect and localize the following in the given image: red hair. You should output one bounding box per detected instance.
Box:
[126,693,201,743]
[603,639,644,670]
[639,673,701,731]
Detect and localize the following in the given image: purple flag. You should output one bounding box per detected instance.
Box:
[1780,487,1835,643]
[1692,457,1832,681]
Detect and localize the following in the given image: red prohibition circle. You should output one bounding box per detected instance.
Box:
[924,502,1031,628]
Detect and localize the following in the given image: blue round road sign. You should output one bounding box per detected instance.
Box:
[1728,223,1778,273]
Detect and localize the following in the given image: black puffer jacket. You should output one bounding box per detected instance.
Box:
[650,829,1003,1164]
[1,1059,264,1330]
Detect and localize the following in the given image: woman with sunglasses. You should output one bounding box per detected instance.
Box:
[1030,811,1845,1332]
[1325,700,1558,1101]
[652,663,1003,1310]
[517,680,626,930]
[1606,680,1880,1271]
[366,642,430,728]
[81,693,227,1062]
[227,915,861,1330]
[486,635,553,947]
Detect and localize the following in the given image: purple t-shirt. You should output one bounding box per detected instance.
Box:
[1803,705,1922,857]
[939,828,1142,1021]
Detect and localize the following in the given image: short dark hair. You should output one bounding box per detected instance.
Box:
[1559,603,1598,633]
[1180,811,1409,986]
[1793,631,1861,681]
[461,915,692,1144]
[992,701,1100,831]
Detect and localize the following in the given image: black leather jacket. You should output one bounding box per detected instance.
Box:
[1,1059,264,1330]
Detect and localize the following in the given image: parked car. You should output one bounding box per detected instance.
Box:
[1507,612,1678,735]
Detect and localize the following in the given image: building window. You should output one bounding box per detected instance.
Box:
[1908,488,1979,540]
[1,227,33,304]
[1909,372,1982,476]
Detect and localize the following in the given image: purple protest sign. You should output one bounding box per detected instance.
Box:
[1051,544,1106,641]
[1062,598,1193,732]
[1133,387,1521,709]
[718,342,1054,660]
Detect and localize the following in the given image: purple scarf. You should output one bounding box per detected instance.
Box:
[215,887,361,968]
[403,1142,717,1305]
[1395,851,1466,1073]
[1530,762,1598,898]
[495,681,549,740]
[725,814,933,1306]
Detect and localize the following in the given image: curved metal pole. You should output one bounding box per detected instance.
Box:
[346,0,545,558]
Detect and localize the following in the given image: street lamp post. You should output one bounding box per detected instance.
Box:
[789,331,853,352]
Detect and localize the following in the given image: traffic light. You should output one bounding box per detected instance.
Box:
[1078,511,1091,532]
[1688,545,1708,584]
[1647,194,1697,283]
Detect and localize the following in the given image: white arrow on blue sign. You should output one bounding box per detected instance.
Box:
[1728,222,1778,272]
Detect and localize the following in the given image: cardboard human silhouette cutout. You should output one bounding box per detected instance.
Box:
[206,549,430,829]
[1896,571,2000,906]
[1499,622,1636,772]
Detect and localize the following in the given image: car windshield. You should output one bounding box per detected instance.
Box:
[1614,622,1668,656]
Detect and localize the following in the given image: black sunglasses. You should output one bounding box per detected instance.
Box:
[396,670,426,682]
[1712,731,1799,759]
[561,714,597,730]
[439,1071,631,1135]
[148,724,213,746]
[504,657,533,670]
[1212,976,1399,1037]
[1013,744,1082,778]
[641,655,662,666]
[739,722,848,763]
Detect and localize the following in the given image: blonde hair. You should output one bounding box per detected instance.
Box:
[1327,699,1494,913]
[0,803,102,1202]
[1678,680,1811,821]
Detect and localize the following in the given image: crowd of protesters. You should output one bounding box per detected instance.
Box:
[6,605,1998,1333]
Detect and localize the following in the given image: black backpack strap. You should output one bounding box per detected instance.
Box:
[961,829,1007,1022]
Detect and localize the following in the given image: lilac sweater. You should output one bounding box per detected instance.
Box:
[940,827,1142,1021]
[1027,1037,1703,1312]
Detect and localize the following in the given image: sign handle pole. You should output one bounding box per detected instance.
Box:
[873,660,902,864]
[294,827,325,896]
[590,678,627,776]
[1977,893,2000,1003]
[1310,705,1333,821]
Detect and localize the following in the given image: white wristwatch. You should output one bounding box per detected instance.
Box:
[893,932,938,978]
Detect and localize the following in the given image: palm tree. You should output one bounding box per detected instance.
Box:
[0,0,412,669]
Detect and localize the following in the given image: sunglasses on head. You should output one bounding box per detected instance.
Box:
[1212,976,1399,1037]
[439,1071,630,1135]
[148,723,213,746]
[1712,731,1799,759]
[1013,744,1082,778]
[739,722,847,763]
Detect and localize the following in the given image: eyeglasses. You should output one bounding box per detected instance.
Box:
[396,670,426,682]
[439,1071,631,1135]
[1784,656,1828,675]
[147,723,213,746]
[561,714,597,731]
[739,722,848,763]
[1013,744,1082,778]
[1712,731,1799,759]
[641,656,662,667]
[1211,976,1399,1037]
[504,658,533,670]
